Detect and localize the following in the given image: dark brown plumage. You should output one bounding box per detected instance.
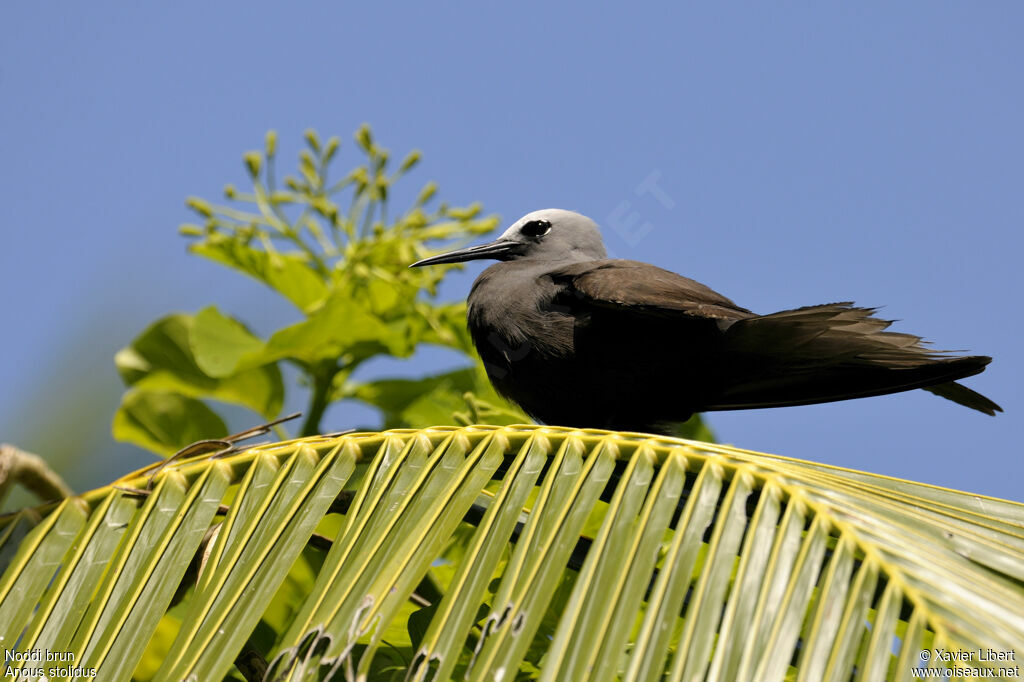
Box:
[412,209,1000,434]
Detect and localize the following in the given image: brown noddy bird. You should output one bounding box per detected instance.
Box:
[411,209,1000,434]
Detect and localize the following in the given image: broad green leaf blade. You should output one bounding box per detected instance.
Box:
[350,368,479,429]
[112,389,228,456]
[115,314,207,388]
[189,305,266,378]
[190,238,329,312]
[115,313,283,425]
[256,289,399,367]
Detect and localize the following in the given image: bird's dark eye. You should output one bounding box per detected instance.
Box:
[521,219,552,238]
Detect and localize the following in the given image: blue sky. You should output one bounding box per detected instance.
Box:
[1,4,1020,500]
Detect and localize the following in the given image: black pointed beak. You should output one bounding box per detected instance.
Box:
[409,239,519,267]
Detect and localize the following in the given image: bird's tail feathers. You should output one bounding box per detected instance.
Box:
[922,382,1002,416]
[706,303,999,415]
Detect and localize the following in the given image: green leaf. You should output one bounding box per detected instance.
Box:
[402,386,473,430]
[672,413,715,442]
[348,367,530,429]
[190,306,266,378]
[364,276,402,311]
[258,290,398,367]
[350,368,478,428]
[418,301,475,354]
[453,388,532,426]
[407,602,438,650]
[190,239,328,312]
[116,314,283,419]
[112,389,228,457]
[208,364,285,419]
[116,314,209,389]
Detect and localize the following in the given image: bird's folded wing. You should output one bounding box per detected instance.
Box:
[548,259,753,320]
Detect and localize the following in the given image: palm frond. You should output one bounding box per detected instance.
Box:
[1,426,1021,681]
